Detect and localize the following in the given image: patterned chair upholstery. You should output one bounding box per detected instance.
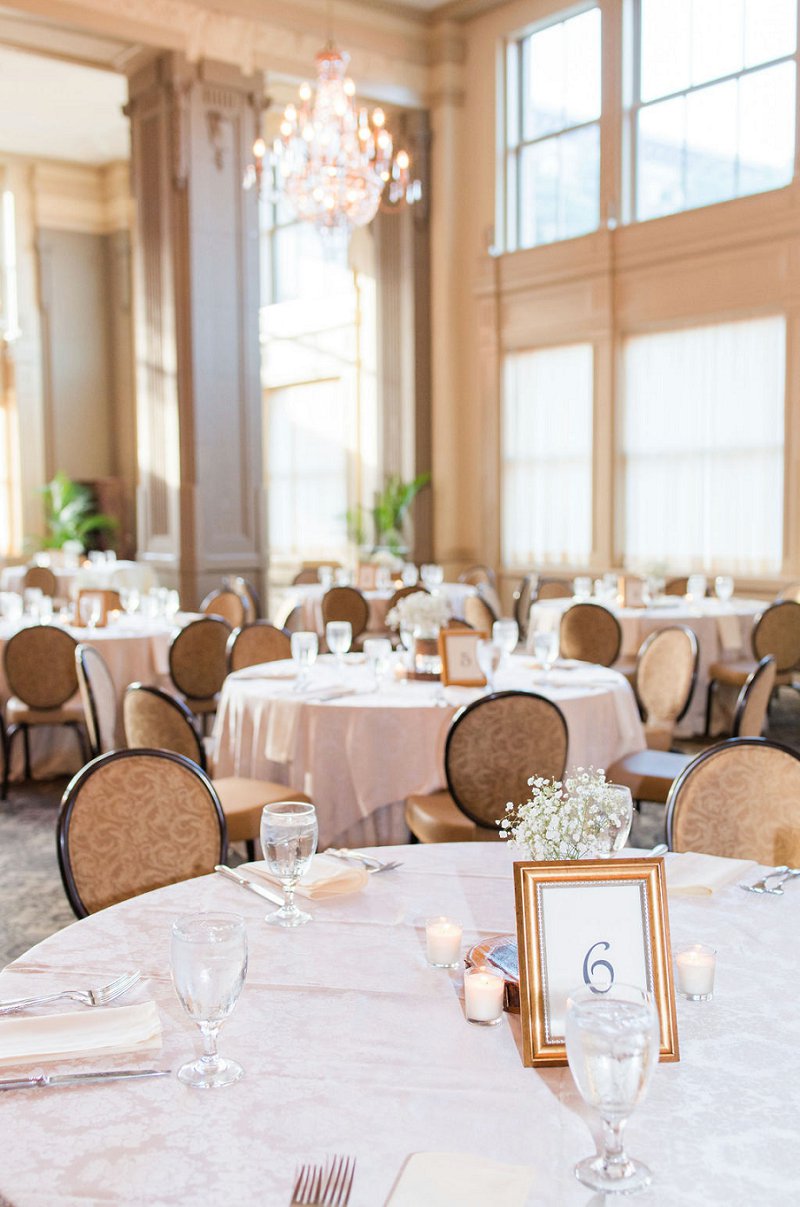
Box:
[666,738,800,864]
[464,592,497,632]
[57,748,227,917]
[634,626,698,750]
[732,656,776,737]
[168,616,231,725]
[2,625,86,798]
[76,643,118,758]
[664,577,689,596]
[200,587,251,629]
[292,568,322,585]
[405,691,568,843]
[227,622,291,672]
[705,601,800,733]
[560,603,622,667]
[777,582,800,603]
[321,587,370,642]
[23,565,57,597]
[226,575,261,620]
[123,684,311,855]
[457,565,497,590]
[536,578,573,601]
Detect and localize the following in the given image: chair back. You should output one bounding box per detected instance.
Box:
[123,683,206,769]
[560,603,622,667]
[57,748,225,917]
[321,586,370,638]
[634,625,698,750]
[458,565,496,590]
[536,578,572,601]
[200,587,251,629]
[513,574,536,639]
[387,585,429,612]
[23,566,57,596]
[664,577,688,596]
[445,691,568,830]
[4,625,79,709]
[228,575,261,620]
[227,622,291,672]
[777,582,800,603]
[76,644,117,757]
[292,568,321,585]
[666,738,800,863]
[464,592,497,631]
[168,617,231,701]
[751,600,800,672]
[733,656,776,738]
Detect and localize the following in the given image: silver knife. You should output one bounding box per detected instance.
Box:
[214,865,284,906]
[0,1069,171,1091]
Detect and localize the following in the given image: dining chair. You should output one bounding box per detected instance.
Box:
[777,582,800,603]
[405,691,568,842]
[123,683,311,860]
[57,748,227,918]
[75,643,117,758]
[663,577,689,596]
[457,565,497,590]
[666,738,800,863]
[292,567,322,585]
[464,591,497,631]
[200,586,252,629]
[227,621,291,672]
[512,573,536,640]
[705,600,800,733]
[731,656,776,737]
[23,565,57,597]
[559,603,622,667]
[633,626,698,750]
[321,586,370,644]
[535,578,573,601]
[225,575,261,620]
[2,625,87,799]
[168,616,231,730]
[387,584,429,612]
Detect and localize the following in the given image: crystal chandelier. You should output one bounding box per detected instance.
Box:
[269,43,419,238]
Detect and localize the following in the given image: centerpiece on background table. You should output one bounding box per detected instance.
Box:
[386,589,452,677]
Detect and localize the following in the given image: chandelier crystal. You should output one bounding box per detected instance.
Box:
[271,44,419,238]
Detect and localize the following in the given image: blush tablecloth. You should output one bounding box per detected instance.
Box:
[211,654,646,848]
[0,841,798,1205]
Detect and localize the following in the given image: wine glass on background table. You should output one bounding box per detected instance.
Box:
[170,912,248,1089]
[326,620,352,670]
[476,639,503,692]
[714,575,734,605]
[260,802,319,927]
[291,631,318,691]
[565,984,659,1194]
[532,627,560,675]
[364,637,392,689]
[492,618,519,666]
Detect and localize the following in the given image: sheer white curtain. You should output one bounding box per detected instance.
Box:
[621,316,785,574]
[502,343,593,566]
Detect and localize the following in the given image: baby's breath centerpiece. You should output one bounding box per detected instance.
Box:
[386,590,451,634]
[498,768,632,860]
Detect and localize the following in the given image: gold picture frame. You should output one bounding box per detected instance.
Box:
[514,858,679,1067]
[438,628,489,687]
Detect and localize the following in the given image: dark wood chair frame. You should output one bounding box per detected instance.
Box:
[76,643,113,760]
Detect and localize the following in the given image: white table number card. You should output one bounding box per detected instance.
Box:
[514,858,679,1067]
[438,629,489,687]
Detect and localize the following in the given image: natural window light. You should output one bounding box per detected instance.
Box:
[635,0,797,221]
[621,316,785,574]
[505,7,601,249]
[502,343,593,566]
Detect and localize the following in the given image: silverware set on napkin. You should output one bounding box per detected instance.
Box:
[291,1156,356,1206]
[324,848,403,873]
[739,866,800,895]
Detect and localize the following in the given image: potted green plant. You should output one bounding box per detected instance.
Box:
[346,472,430,556]
[39,471,118,552]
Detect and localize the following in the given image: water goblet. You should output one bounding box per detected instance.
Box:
[318,565,334,591]
[492,618,519,666]
[476,638,503,692]
[124,588,141,615]
[401,563,418,587]
[573,576,593,600]
[565,983,660,1194]
[170,911,248,1089]
[291,630,318,692]
[326,620,352,670]
[260,801,319,927]
[533,628,560,674]
[364,636,392,689]
[686,574,707,605]
[375,565,393,592]
[714,575,734,605]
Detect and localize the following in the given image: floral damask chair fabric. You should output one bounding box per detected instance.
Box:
[200,587,252,629]
[168,616,231,725]
[560,603,622,668]
[22,565,57,597]
[463,592,497,632]
[76,643,118,758]
[227,622,291,672]
[634,625,698,751]
[57,748,227,917]
[705,601,800,732]
[405,690,568,843]
[321,587,370,643]
[535,578,573,601]
[666,738,800,865]
[732,657,776,737]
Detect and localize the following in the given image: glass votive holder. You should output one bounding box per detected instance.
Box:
[674,942,716,1001]
[464,965,505,1026]
[425,917,463,969]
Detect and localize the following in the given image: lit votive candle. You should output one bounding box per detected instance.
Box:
[425,917,463,968]
[675,943,717,1001]
[464,966,505,1026]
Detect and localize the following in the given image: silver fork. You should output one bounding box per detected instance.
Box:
[291,1157,356,1206]
[0,971,142,1016]
[739,867,800,895]
[325,848,403,873]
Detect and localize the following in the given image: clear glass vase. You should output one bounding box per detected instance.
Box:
[413,625,442,676]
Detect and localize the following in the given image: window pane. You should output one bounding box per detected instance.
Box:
[739,61,795,195]
[520,125,600,247]
[690,0,743,88]
[636,96,686,220]
[522,8,600,141]
[640,0,691,102]
[685,79,737,208]
[621,317,785,575]
[502,344,593,567]
[744,0,796,68]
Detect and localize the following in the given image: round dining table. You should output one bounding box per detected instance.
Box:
[530,596,764,737]
[0,840,796,1205]
[278,581,477,636]
[211,654,646,848]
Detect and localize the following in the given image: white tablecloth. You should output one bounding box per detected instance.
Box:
[1,560,158,600]
[0,842,798,1205]
[530,597,763,736]
[211,654,645,847]
[279,582,476,635]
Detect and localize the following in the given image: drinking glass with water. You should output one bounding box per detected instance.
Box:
[260,802,319,928]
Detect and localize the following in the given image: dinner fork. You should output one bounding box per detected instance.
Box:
[291,1156,356,1206]
[325,848,403,873]
[740,868,800,895]
[0,970,142,1016]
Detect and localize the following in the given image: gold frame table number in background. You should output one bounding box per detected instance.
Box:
[514,858,680,1067]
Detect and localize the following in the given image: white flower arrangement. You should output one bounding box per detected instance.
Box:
[385,590,452,632]
[497,767,628,860]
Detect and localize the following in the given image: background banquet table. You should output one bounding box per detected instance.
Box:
[278,581,476,635]
[530,596,763,736]
[211,654,645,847]
[0,559,158,599]
[1,841,798,1205]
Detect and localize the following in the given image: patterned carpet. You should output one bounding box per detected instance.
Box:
[1,692,798,970]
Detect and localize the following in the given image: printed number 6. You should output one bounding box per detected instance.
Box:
[582,940,614,995]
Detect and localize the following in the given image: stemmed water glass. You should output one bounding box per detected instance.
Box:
[260,801,319,927]
[170,912,248,1089]
[364,636,392,689]
[533,627,559,675]
[476,638,503,692]
[715,575,734,605]
[326,620,352,670]
[565,983,659,1194]
[492,618,519,667]
[291,630,318,691]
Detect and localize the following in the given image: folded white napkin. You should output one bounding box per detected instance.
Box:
[716,614,743,653]
[387,1153,535,1207]
[666,851,758,896]
[234,665,297,681]
[244,854,368,899]
[0,1001,162,1068]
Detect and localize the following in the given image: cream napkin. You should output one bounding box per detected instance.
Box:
[387,1153,535,1207]
[244,854,368,899]
[716,614,743,653]
[0,1002,162,1068]
[666,851,758,896]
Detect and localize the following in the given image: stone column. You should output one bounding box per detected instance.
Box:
[125,53,264,606]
